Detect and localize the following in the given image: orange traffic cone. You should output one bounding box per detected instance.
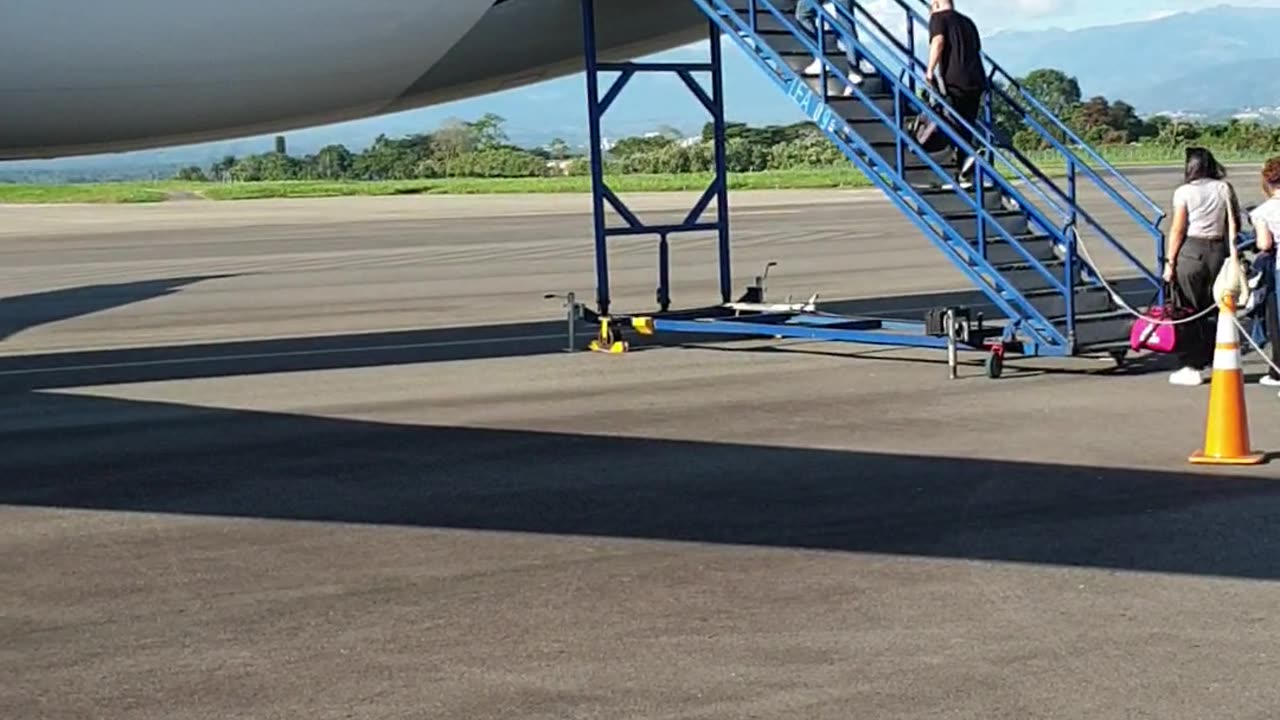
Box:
[1190,293,1266,465]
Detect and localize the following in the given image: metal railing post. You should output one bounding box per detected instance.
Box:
[581,0,610,315]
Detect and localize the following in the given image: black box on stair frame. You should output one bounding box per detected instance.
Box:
[924,306,972,338]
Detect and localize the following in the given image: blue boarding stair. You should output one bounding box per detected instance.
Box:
[574,0,1167,377]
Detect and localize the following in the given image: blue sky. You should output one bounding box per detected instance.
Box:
[960,0,1280,31]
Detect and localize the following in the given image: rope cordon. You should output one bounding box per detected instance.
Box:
[1071,228,1280,379]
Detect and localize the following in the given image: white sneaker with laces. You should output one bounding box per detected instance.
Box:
[1169,367,1205,386]
[841,70,864,95]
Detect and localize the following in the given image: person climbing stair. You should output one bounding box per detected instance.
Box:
[794,0,864,95]
[1248,157,1280,389]
[926,0,987,188]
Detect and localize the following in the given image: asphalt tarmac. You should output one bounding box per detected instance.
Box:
[3,169,1280,719]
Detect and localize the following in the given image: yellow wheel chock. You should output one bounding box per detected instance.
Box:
[630,317,655,336]
[588,316,629,354]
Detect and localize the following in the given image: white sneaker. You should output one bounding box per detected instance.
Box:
[803,58,823,75]
[1169,367,1205,386]
[841,70,864,95]
[1260,375,1280,387]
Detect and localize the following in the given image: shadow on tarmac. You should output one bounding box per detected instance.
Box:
[0,276,230,344]
[4,389,1280,581]
[3,274,1279,582]
[0,276,1159,392]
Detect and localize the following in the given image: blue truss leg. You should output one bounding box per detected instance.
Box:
[581,0,610,315]
[577,5,735,319]
[658,233,671,311]
[709,20,732,304]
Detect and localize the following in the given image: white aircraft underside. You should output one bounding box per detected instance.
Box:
[0,0,706,160]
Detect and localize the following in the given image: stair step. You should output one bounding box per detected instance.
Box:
[773,48,850,74]
[1022,286,1115,319]
[756,29,842,56]
[1055,311,1135,347]
[842,118,902,145]
[868,160,950,188]
[942,209,1029,240]
[724,7,794,33]
[916,185,1006,214]
[800,73,889,98]
[844,113,979,148]
[837,143,943,186]
[825,94,904,122]
[791,67,891,97]
[975,233,1057,265]
[992,259,1081,293]
[866,141,933,169]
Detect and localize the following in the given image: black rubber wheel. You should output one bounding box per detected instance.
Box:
[985,351,1004,379]
[1109,349,1128,367]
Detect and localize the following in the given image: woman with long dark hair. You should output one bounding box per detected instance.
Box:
[1164,147,1240,386]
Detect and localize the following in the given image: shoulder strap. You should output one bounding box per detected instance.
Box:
[1223,181,1242,238]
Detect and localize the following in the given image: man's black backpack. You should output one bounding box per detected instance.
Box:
[909,79,953,154]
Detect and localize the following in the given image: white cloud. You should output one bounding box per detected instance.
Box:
[1009,0,1072,17]
[962,0,1075,22]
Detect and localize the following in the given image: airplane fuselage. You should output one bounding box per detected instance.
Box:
[0,0,705,160]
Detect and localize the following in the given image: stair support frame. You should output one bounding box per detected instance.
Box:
[713,0,1071,348]
[572,0,1167,367]
[580,0,732,316]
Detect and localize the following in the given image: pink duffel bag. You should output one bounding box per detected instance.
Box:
[1129,286,1196,353]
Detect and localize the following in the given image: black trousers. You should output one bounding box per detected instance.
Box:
[1265,268,1280,380]
[945,85,984,175]
[794,0,857,69]
[1250,252,1280,380]
[1173,236,1229,370]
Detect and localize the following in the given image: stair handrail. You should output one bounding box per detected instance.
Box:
[806,1,1078,241]
[715,0,1073,346]
[741,0,1067,232]
[796,0,1075,294]
[826,0,1162,289]
[836,5,1097,228]
[839,1,1149,275]
[713,0,1069,344]
[894,0,1167,232]
[981,83,1163,287]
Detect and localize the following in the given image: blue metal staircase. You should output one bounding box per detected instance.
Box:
[575,0,1167,373]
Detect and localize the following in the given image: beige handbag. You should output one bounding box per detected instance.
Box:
[1214,254,1252,312]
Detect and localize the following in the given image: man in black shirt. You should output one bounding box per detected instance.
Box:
[926,0,987,186]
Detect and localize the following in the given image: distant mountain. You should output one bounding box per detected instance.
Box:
[8,4,1280,181]
[983,5,1280,114]
[1136,56,1280,115]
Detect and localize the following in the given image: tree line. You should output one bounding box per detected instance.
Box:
[175,113,849,182]
[176,68,1280,183]
[991,68,1280,153]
